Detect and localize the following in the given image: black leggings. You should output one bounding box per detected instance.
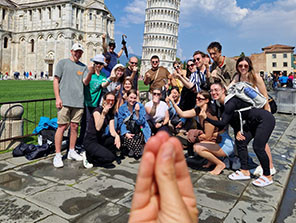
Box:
[84,135,116,165]
[235,110,275,176]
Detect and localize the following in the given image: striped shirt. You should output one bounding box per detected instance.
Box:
[189,69,206,92]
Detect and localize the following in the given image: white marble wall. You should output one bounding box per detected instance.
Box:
[0,0,114,77]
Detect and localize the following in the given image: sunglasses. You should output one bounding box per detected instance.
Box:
[193,58,201,63]
[105,99,115,104]
[153,92,161,96]
[130,62,138,65]
[196,96,206,101]
[152,61,159,64]
[188,64,195,67]
[238,64,249,69]
[94,62,104,66]
[174,65,180,69]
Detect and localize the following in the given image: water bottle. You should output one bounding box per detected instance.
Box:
[244,87,257,99]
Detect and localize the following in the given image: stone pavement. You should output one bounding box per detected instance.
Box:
[0,114,295,223]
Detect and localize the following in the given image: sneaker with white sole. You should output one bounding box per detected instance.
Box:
[81,152,93,169]
[67,149,83,161]
[53,155,64,168]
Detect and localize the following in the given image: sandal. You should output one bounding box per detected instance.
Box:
[252,176,273,187]
[228,170,251,181]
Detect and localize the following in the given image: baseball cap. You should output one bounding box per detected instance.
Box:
[71,43,84,52]
[91,54,107,66]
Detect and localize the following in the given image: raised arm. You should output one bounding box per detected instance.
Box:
[168,95,196,118]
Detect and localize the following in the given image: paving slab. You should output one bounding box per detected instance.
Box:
[0,160,16,172]
[0,190,51,222]
[27,185,105,220]
[0,171,55,198]
[37,215,69,223]
[73,202,129,223]
[16,159,95,185]
[73,175,134,203]
[198,205,227,223]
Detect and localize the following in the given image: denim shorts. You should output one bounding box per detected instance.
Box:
[218,131,234,157]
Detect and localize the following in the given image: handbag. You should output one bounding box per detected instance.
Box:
[124,112,141,134]
[268,94,277,114]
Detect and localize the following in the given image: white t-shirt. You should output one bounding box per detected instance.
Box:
[145,101,168,123]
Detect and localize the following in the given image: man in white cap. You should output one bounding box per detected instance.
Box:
[53,43,93,168]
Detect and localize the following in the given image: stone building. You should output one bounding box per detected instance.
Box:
[0,0,115,78]
[140,0,181,75]
[262,44,295,75]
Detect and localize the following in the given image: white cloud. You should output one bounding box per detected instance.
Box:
[180,0,248,27]
[127,45,135,54]
[238,0,296,40]
[119,0,146,27]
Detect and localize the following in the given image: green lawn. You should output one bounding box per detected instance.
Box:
[0,79,149,148]
[0,79,148,102]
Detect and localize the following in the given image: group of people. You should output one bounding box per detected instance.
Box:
[52,39,276,189]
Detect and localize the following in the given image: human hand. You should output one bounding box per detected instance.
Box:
[56,97,63,109]
[176,122,183,129]
[88,64,95,74]
[101,33,106,39]
[155,122,162,129]
[115,135,121,149]
[168,94,174,102]
[199,109,207,119]
[125,133,134,139]
[129,131,198,223]
[132,66,138,72]
[135,103,140,112]
[236,131,246,141]
[102,102,111,115]
[115,84,121,91]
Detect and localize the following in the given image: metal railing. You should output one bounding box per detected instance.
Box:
[0,98,56,144]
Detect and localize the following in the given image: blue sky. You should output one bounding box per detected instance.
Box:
[104,0,296,61]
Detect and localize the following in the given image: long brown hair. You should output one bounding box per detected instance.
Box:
[236,56,256,86]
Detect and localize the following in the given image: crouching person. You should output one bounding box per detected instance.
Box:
[82,92,121,168]
[117,89,151,159]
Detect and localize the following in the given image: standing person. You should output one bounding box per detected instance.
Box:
[143,55,170,99]
[102,34,124,73]
[117,90,151,159]
[207,41,236,87]
[83,92,120,168]
[77,54,113,146]
[124,56,139,90]
[201,82,275,187]
[53,43,92,168]
[101,54,111,77]
[229,56,276,176]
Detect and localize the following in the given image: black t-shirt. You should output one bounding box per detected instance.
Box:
[84,106,114,143]
[124,67,138,90]
[206,97,252,133]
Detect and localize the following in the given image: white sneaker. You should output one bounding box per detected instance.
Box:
[81,152,93,169]
[67,149,83,161]
[53,155,64,168]
[251,166,276,176]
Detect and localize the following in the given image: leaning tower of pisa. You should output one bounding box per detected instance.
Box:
[140,0,181,76]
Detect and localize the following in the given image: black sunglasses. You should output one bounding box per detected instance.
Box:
[130,62,138,65]
[193,58,201,63]
[94,62,104,65]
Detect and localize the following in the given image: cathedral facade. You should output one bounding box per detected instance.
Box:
[0,0,114,77]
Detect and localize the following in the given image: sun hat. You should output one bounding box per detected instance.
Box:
[91,54,107,66]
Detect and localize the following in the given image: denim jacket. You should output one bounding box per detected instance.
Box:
[117,102,151,142]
